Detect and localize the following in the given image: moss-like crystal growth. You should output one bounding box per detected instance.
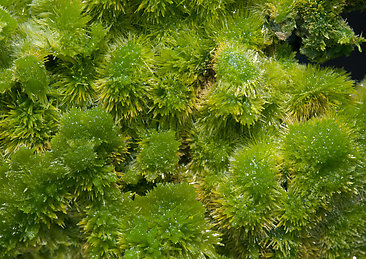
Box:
[0,147,71,256]
[120,183,220,258]
[84,0,128,21]
[51,107,127,198]
[0,98,59,154]
[215,45,261,85]
[283,118,351,171]
[14,55,49,102]
[214,142,282,258]
[137,129,181,181]
[0,1,365,258]
[97,35,153,121]
[288,65,354,119]
[0,7,17,41]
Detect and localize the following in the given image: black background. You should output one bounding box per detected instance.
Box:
[322,11,366,81]
[295,11,366,81]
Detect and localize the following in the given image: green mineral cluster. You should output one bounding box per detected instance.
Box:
[0,0,365,258]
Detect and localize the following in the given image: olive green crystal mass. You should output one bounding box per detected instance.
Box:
[0,0,365,258]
